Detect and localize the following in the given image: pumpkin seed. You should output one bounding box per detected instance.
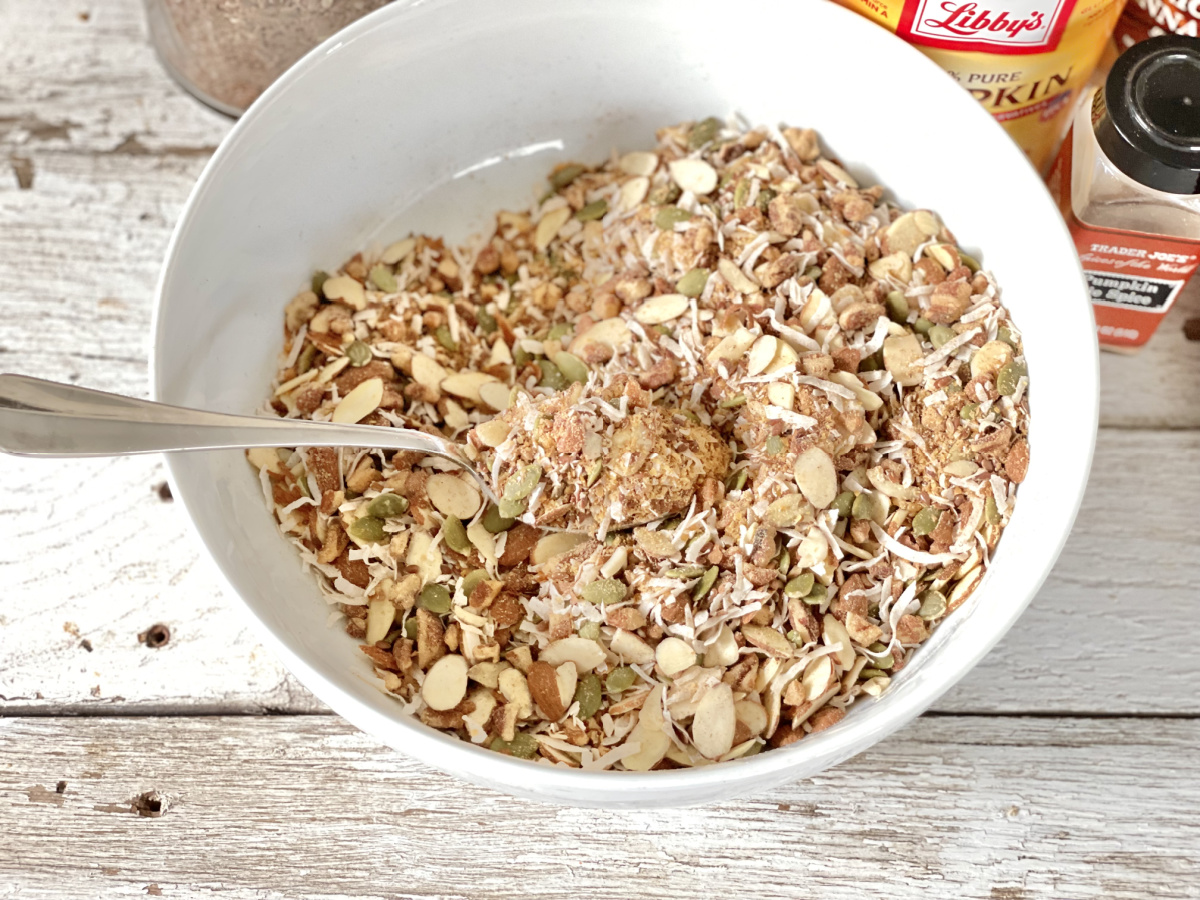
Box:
[348,516,385,544]
[435,324,457,352]
[311,270,330,295]
[929,325,955,349]
[756,187,777,213]
[676,268,711,298]
[649,182,681,205]
[832,491,855,519]
[918,589,948,620]
[482,504,516,533]
[367,493,409,518]
[497,498,527,519]
[726,468,748,491]
[513,345,532,368]
[913,317,933,336]
[460,569,488,599]
[503,464,542,501]
[546,322,573,342]
[945,383,963,395]
[997,325,1018,348]
[605,666,637,694]
[442,516,470,554]
[784,573,815,598]
[489,736,511,754]
[693,565,720,601]
[345,340,373,367]
[550,164,585,190]
[718,393,746,409]
[804,265,823,281]
[688,116,722,149]
[508,733,540,759]
[297,343,317,375]
[368,264,397,293]
[733,179,750,209]
[960,403,979,421]
[665,565,707,578]
[912,507,939,537]
[419,583,452,615]
[538,358,568,390]
[576,199,607,221]
[586,460,603,487]
[404,617,419,639]
[553,351,589,385]
[655,206,692,230]
[985,496,1001,526]
[859,351,883,372]
[859,668,887,679]
[997,360,1027,396]
[885,291,909,322]
[578,621,602,642]
[574,672,602,718]
[803,583,827,605]
[958,250,981,272]
[873,653,894,669]
[851,491,881,521]
[476,307,497,334]
[766,435,784,456]
[787,630,806,646]
[581,579,626,605]
[777,548,791,576]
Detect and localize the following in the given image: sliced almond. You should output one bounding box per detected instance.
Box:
[538,636,606,673]
[441,371,499,405]
[487,338,513,366]
[867,465,918,501]
[793,527,828,569]
[706,327,756,364]
[926,243,960,271]
[767,381,795,409]
[474,418,511,448]
[531,531,588,565]
[332,377,383,424]
[477,380,511,412]
[618,175,650,211]
[765,493,810,528]
[970,340,1015,378]
[246,447,284,474]
[668,158,717,195]
[274,368,319,397]
[466,521,496,570]
[568,316,632,359]
[734,699,768,737]
[816,158,857,187]
[822,614,855,669]
[609,629,655,666]
[555,661,578,710]
[766,340,799,374]
[405,530,442,584]
[535,205,572,252]
[944,459,980,478]
[718,257,759,293]
[793,446,837,509]
[634,293,690,325]
[703,624,740,668]
[422,654,468,711]
[380,237,416,265]
[746,335,778,377]
[884,210,941,257]
[802,655,835,701]
[322,274,366,310]
[527,660,566,720]
[426,472,481,520]
[317,356,351,384]
[655,637,697,676]
[742,624,794,658]
[618,151,658,176]
[411,353,448,391]
[622,685,669,771]
[828,370,883,412]
[691,682,735,760]
[365,598,396,644]
[868,251,913,284]
[443,399,469,432]
[467,661,504,689]
[882,333,924,387]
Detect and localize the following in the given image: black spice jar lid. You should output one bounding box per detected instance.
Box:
[1096,34,1200,195]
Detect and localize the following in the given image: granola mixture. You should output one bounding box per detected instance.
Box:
[251,118,1031,769]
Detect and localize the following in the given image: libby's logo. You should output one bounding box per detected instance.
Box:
[898,0,1075,53]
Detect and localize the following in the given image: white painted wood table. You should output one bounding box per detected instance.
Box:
[2,3,1199,897]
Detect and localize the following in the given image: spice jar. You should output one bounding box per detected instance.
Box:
[1045,35,1200,352]
[144,0,391,117]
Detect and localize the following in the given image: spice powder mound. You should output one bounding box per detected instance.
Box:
[252,118,1031,769]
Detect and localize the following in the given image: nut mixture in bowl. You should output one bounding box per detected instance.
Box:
[250,118,1031,770]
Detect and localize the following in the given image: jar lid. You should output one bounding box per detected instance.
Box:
[1097,34,1200,195]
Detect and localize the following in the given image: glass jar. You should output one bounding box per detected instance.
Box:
[145,0,391,117]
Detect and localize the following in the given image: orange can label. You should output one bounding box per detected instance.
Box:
[1047,130,1200,349]
[834,0,1123,171]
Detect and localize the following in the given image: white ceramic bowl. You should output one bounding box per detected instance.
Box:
[152,0,1098,807]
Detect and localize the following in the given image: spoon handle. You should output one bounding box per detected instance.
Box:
[0,373,465,467]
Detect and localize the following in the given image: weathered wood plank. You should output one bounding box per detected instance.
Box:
[2,430,1197,716]
[1,715,1196,899]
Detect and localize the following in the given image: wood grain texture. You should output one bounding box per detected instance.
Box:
[1,715,1198,899]
[2,430,1197,715]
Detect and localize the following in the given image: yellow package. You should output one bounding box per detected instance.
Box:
[834,0,1124,173]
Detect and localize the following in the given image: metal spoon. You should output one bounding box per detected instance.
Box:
[0,373,502,508]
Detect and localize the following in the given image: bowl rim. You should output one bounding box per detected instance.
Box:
[150,0,1099,798]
